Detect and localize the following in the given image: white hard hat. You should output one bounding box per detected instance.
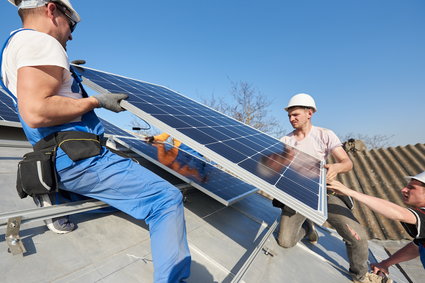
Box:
[285,93,317,112]
[8,0,80,23]
[405,171,425,185]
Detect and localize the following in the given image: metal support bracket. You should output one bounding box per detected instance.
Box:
[6,216,26,255]
[262,247,275,257]
[230,219,279,282]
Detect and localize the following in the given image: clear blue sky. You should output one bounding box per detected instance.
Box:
[1,0,424,146]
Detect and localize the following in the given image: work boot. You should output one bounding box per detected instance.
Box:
[353,272,393,283]
[305,219,319,244]
[33,194,76,234]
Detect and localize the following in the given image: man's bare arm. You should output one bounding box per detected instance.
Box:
[325,146,353,180]
[327,180,417,224]
[17,65,99,128]
[371,242,419,274]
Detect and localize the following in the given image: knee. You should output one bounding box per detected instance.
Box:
[148,186,183,221]
[277,238,297,248]
[277,233,298,248]
[164,185,183,206]
[343,223,368,244]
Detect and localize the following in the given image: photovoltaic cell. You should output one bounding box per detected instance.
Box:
[100,118,257,205]
[0,86,21,126]
[74,65,327,224]
[100,118,133,138]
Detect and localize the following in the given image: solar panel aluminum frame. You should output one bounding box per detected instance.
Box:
[0,119,21,128]
[109,135,257,206]
[76,65,328,225]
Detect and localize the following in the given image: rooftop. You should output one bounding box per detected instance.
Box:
[1,126,423,282]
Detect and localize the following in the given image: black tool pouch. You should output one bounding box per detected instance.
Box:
[16,149,57,199]
[34,131,102,162]
[56,131,101,162]
[16,131,101,199]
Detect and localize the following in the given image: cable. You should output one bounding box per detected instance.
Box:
[132,118,151,131]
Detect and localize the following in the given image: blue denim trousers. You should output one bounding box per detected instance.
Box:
[277,194,369,281]
[56,147,191,282]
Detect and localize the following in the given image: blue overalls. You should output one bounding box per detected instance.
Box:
[419,243,425,268]
[1,29,191,282]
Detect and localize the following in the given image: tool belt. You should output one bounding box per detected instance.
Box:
[16,131,102,199]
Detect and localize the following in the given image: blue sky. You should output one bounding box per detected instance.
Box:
[1,0,424,146]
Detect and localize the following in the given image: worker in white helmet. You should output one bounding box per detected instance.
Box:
[1,1,191,282]
[273,93,384,283]
[328,171,425,275]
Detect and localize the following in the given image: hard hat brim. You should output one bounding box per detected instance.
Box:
[8,0,80,23]
[284,105,316,112]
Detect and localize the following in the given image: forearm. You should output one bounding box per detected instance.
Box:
[331,160,352,174]
[331,147,353,174]
[326,147,353,180]
[380,242,419,268]
[325,159,352,181]
[20,95,99,128]
[345,189,415,223]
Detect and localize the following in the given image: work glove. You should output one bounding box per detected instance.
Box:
[145,136,155,143]
[93,93,128,113]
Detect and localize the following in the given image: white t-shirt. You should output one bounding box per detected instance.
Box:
[2,29,81,101]
[280,126,342,161]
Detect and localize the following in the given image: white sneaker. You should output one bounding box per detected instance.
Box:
[353,272,393,283]
[44,217,76,234]
[33,194,76,234]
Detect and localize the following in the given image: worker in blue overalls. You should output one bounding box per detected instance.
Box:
[2,1,191,282]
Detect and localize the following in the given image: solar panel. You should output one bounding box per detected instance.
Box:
[0,86,21,127]
[74,65,327,224]
[100,118,258,205]
[101,118,133,138]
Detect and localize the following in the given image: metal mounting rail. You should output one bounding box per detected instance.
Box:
[0,199,109,230]
[0,183,192,230]
[230,218,279,283]
[0,199,109,255]
[0,183,192,255]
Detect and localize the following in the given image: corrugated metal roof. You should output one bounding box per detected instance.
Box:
[328,142,425,240]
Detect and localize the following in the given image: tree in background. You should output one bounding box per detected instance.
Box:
[202,81,286,138]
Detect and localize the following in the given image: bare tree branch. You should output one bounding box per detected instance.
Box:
[202,80,286,138]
